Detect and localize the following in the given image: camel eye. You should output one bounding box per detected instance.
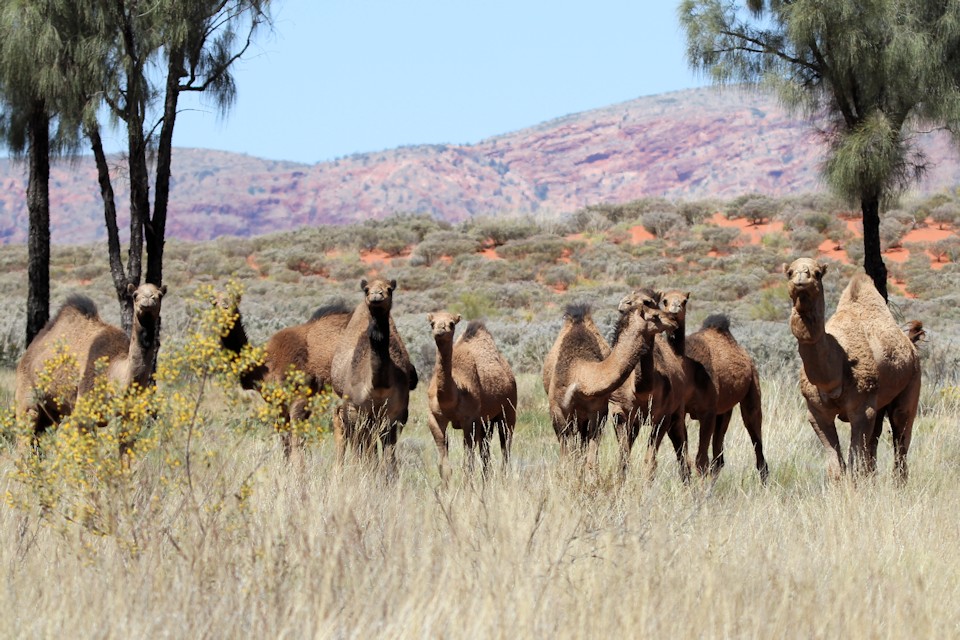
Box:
[787,269,794,278]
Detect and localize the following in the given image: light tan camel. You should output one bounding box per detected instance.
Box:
[426,312,517,484]
[15,283,167,436]
[683,313,768,481]
[610,289,690,482]
[784,258,921,481]
[330,278,417,475]
[543,299,676,474]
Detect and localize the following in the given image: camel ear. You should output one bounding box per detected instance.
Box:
[159,285,168,297]
[389,279,397,291]
[359,278,368,291]
[453,314,461,324]
[126,283,137,297]
[684,291,691,300]
[818,263,828,277]
[427,313,434,325]
[781,262,789,275]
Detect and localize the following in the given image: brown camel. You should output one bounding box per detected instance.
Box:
[330,278,418,475]
[904,320,926,345]
[543,298,676,474]
[784,258,921,482]
[610,289,690,482]
[15,283,167,436]
[426,312,517,484]
[683,313,768,481]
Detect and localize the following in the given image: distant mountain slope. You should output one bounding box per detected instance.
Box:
[2,87,959,244]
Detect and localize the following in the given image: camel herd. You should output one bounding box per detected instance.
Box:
[13,257,922,484]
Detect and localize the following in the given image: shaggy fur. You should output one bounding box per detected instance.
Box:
[426,312,517,484]
[784,258,921,482]
[16,283,166,436]
[330,278,417,476]
[610,289,690,482]
[684,312,768,481]
[543,297,676,474]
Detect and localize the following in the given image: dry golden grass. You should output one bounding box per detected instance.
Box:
[1,367,959,638]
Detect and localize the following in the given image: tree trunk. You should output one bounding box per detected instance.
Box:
[861,191,888,302]
[25,101,50,346]
[146,49,184,287]
[88,124,134,333]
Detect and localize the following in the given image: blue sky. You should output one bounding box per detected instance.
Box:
[154,0,705,164]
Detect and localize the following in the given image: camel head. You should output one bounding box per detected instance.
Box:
[616,289,678,336]
[427,311,461,341]
[783,258,827,300]
[904,320,926,345]
[658,290,689,325]
[127,283,167,321]
[360,278,396,312]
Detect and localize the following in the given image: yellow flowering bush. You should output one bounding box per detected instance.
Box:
[6,282,334,557]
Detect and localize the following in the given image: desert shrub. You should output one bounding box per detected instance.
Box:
[693,272,760,302]
[467,217,539,246]
[677,200,714,225]
[699,225,742,253]
[451,291,497,320]
[790,226,824,253]
[565,209,613,234]
[931,203,960,229]
[641,210,685,238]
[760,231,790,252]
[931,236,960,263]
[541,264,578,290]
[497,234,571,262]
[748,283,791,322]
[739,195,780,225]
[327,255,367,281]
[412,231,481,266]
[879,216,912,250]
[845,240,865,264]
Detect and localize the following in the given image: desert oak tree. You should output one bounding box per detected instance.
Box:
[680,0,960,300]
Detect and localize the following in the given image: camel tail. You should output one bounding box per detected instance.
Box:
[701,314,731,333]
[61,294,99,320]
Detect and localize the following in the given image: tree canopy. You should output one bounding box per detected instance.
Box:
[680,0,960,300]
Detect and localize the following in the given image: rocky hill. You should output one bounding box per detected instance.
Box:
[2,87,959,244]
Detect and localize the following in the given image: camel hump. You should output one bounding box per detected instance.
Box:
[310,301,351,321]
[564,303,591,323]
[843,273,883,305]
[701,314,731,333]
[61,294,99,320]
[461,320,488,341]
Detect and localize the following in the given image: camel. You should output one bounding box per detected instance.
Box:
[330,278,418,475]
[904,320,926,345]
[784,258,921,482]
[683,313,768,481]
[15,283,167,436]
[426,312,517,484]
[542,297,676,474]
[610,289,690,482]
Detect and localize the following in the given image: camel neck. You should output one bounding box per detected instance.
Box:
[128,312,160,385]
[790,290,843,391]
[433,337,456,406]
[368,307,392,389]
[221,314,249,354]
[635,333,657,393]
[590,318,650,398]
[667,319,685,356]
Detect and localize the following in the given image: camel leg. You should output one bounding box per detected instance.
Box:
[694,412,716,476]
[333,404,347,466]
[665,411,691,483]
[477,419,493,479]
[285,397,309,469]
[380,418,402,480]
[888,380,920,484]
[740,381,768,482]
[427,412,451,486]
[500,404,516,470]
[462,421,477,476]
[584,415,601,480]
[711,411,732,475]
[806,406,845,480]
[643,415,668,481]
[849,405,878,476]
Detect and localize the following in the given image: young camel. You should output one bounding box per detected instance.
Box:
[610,289,690,482]
[784,258,921,482]
[426,312,517,484]
[543,298,676,475]
[15,283,167,436]
[330,278,418,476]
[683,312,768,481]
